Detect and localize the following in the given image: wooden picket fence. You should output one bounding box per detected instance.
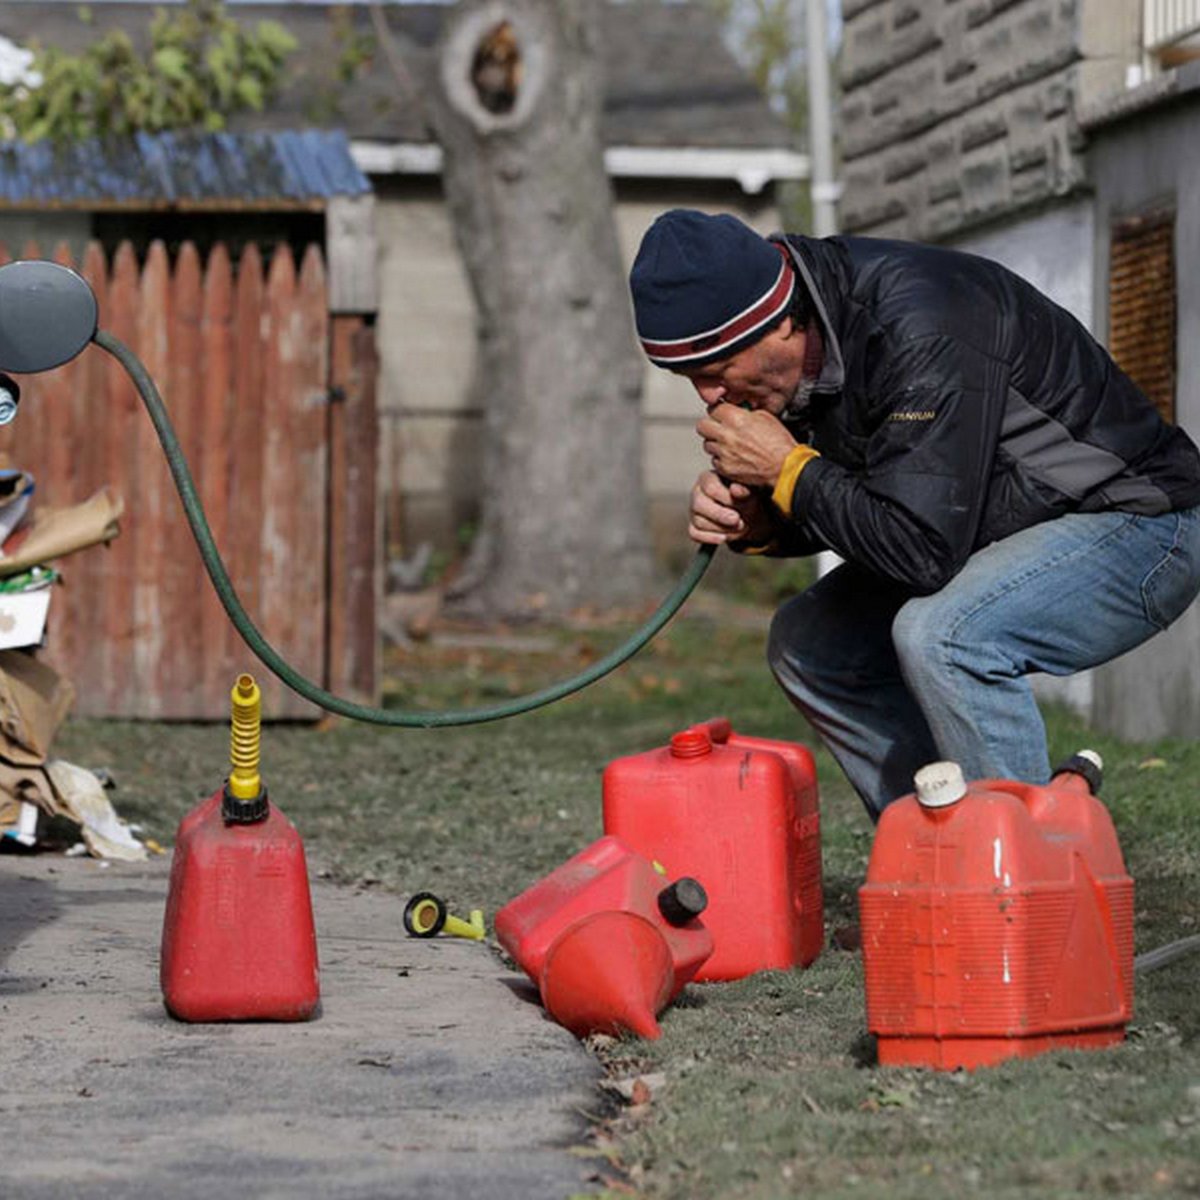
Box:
[0,238,379,720]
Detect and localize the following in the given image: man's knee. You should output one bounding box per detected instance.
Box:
[893,589,1015,687]
[891,593,952,676]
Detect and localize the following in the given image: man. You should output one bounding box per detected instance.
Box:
[629,209,1200,820]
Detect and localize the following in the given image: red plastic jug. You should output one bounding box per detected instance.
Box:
[602,718,823,980]
[494,835,713,1039]
[859,753,1133,1070]
[160,788,320,1022]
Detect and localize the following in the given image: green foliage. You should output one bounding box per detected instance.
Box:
[706,0,808,132]
[330,5,376,87]
[299,6,377,123]
[0,0,297,142]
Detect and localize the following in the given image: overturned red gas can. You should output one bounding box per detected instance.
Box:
[494,835,713,1039]
[859,753,1134,1071]
[602,718,823,980]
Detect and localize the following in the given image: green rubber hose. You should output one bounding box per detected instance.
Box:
[94,329,715,727]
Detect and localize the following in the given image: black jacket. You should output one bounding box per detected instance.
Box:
[767,234,1200,593]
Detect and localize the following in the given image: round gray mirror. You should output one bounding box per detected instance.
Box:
[0,260,99,374]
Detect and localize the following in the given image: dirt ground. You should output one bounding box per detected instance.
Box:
[14,602,1200,1199]
[0,854,609,1200]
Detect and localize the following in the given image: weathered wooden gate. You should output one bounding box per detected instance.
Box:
[0,237,378,720]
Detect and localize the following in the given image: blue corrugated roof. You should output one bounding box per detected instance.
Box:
[0,129,372,209]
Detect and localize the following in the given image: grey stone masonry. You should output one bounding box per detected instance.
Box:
[839,0,1111,241]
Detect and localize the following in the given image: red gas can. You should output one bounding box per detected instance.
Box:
[602,718,823,980]
[160,789,320,1022]
[494,834,713,1039]
[859,754,1133,1070]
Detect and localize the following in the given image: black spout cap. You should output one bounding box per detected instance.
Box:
[657,877,708,926]
[222,782,270,824]
[1052,750,1103,796]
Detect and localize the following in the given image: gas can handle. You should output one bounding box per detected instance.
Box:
[693,717,733,744]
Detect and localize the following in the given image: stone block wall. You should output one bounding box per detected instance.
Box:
[838,0,1136,241]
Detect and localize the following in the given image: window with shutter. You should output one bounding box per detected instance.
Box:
[1109,210,1177,424]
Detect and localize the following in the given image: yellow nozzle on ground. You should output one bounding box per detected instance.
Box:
[228,673,263,801]
[403,892,487,941]
[448,909,487,941]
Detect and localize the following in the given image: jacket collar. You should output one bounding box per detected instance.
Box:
[771,235,846,396]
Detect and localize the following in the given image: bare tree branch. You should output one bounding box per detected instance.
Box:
[368,2,430,128]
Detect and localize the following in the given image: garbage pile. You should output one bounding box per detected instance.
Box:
[0,468,139,859]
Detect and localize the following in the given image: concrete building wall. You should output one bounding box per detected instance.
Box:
[838,3,1200,740]
[1083,96,1200,739]
[374,175,784,562]
[948,197,1096,332]
[837,0,1139,243]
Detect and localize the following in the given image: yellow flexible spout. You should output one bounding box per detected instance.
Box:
[228,673,263,800]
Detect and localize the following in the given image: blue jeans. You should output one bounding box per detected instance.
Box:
[767,507,1200,820]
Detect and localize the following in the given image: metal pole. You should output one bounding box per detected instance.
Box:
[805,0,843,578]
[805,0,839,238]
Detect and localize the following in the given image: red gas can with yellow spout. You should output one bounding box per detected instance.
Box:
[161,788,320,1022]
[494,834,713,1039]
[160,674,319,1023]
[602,718,823,981]
[859,753,1133,1071]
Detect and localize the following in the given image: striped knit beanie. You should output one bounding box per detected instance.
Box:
[629,209,795,370]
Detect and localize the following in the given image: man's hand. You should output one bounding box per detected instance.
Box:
[696,402,798,488]
[688,470,773,546]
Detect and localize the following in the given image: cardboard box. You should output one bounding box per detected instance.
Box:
[0,487,123,578]
[0,588,50,650]
[0,650,75,765]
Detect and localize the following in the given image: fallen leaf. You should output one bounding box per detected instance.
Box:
[870,1082,917,1108]
[595,1175,638,1195]
[832,924,862,952]
[602,1073,666,1103]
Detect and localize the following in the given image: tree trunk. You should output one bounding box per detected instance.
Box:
[424,0,654,617]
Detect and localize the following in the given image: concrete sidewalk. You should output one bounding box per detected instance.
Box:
[0,856,606,1200]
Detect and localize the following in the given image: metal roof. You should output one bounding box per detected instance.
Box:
[0,129,372,210]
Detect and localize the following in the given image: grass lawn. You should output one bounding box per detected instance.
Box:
[54,586,1200,1200]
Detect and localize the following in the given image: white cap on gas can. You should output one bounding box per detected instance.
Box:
[914,761,968,809]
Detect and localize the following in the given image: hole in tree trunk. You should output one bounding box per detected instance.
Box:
[470,20,522,114]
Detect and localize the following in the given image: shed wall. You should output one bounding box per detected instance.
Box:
[373,177,784,562]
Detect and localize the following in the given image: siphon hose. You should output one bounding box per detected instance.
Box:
[1134,934,1200,974]
[94,329,715,727]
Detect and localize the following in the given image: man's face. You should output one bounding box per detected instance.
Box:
[674,317,806,417]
